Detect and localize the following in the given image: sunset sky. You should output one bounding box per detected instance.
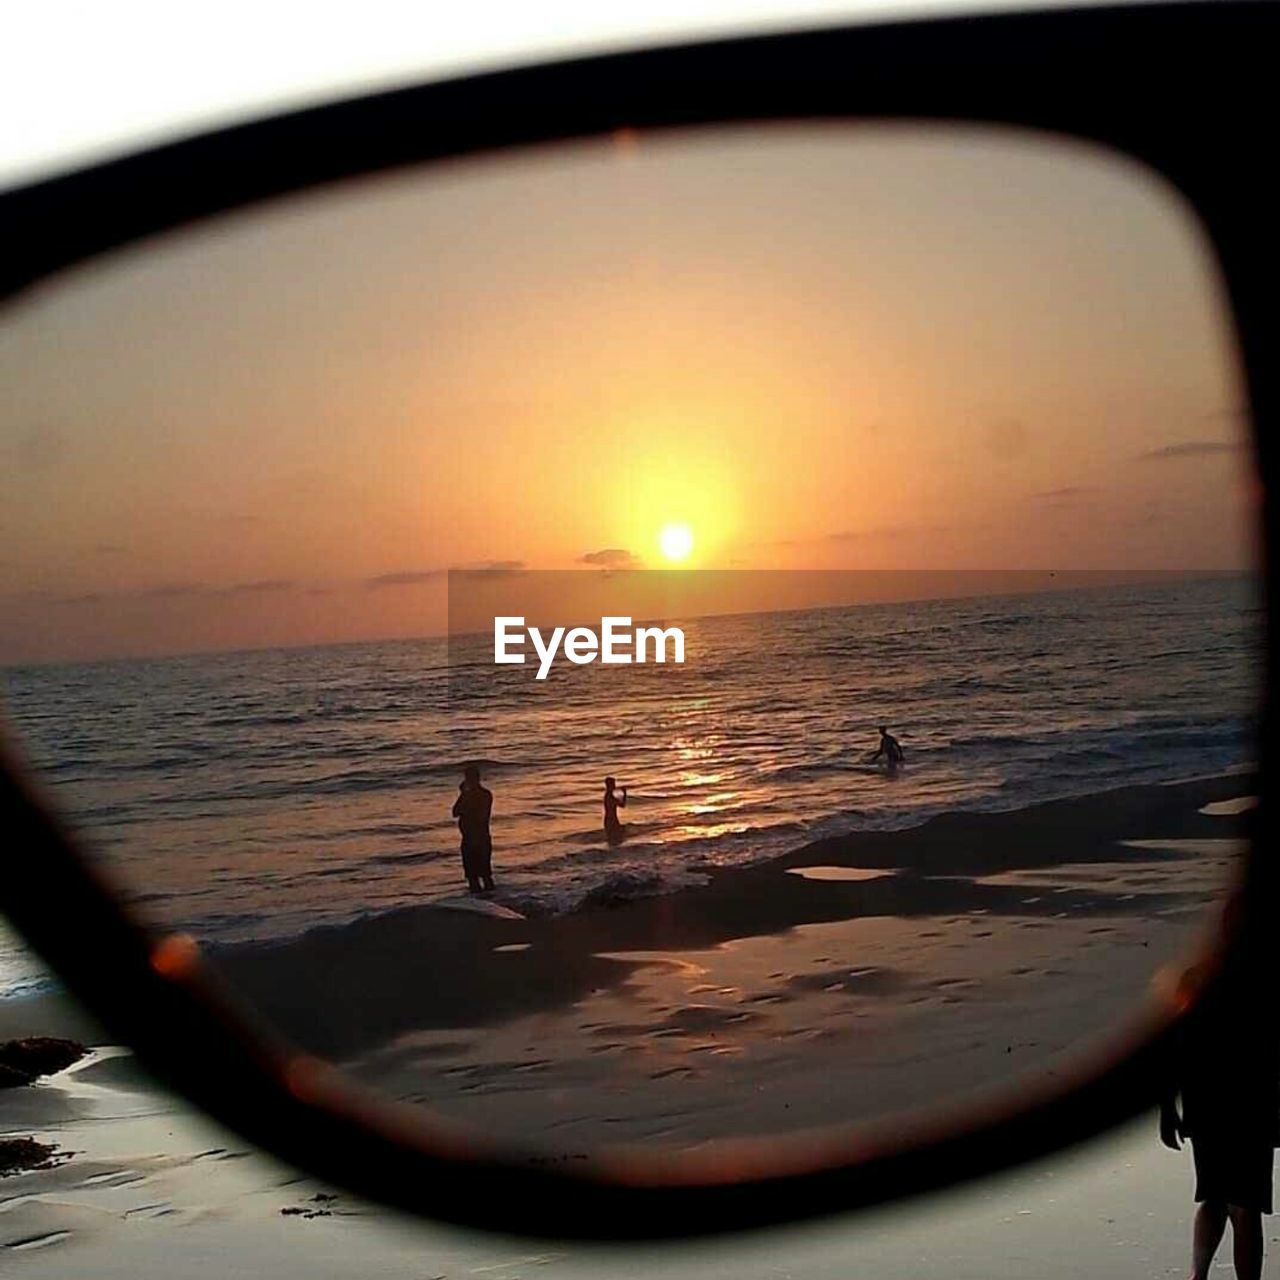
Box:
[0,123,1256,663]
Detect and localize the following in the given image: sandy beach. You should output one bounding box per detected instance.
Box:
[1,1038,1274,1278]
[0,772,1259,1272]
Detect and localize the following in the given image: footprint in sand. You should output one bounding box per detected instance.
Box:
[6,1231,74,1253]
[650,1065,697,1080]
[77,1170,148,1188]
[932,978,979,1001]
[656,1005,762,1035]
[123,1203,176,1220]
[786,967,907,997]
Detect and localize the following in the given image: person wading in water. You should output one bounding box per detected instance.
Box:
[452,763,494,894]
[603,775,628,845]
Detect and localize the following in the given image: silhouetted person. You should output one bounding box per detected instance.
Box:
[603,776,627,845]
[452,764,494,894]
[1161,961,1278,1280]
[869,725,904,767]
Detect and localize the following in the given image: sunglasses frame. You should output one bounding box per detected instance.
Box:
[1,0,1276,1241]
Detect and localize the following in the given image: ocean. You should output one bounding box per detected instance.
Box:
[0,576,1260,997]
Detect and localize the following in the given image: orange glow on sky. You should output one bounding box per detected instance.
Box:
[0,123,1256,663]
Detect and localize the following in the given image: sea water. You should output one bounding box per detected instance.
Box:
[0,576,1260,993]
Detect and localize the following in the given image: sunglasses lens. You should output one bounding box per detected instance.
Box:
[0,122,1260,1168]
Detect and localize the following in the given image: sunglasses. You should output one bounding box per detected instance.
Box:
[1,0,1274,1242]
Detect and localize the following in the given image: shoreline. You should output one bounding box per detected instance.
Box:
[0,773,1253,1276]
[3,771,1253,1155]
[209,769,1252,1035]
[195,772,1251,1148]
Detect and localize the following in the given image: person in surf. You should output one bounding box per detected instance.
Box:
[452,763,495,893]
[603,775,628,845]
[869,725,905,768]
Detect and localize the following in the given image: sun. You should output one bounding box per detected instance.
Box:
[658,522,695,563]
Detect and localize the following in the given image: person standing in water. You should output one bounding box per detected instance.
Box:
[452,763,494,893]
[869,725,904,767]
[603,776,628,845]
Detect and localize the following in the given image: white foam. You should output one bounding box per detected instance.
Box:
[432,897,525,920]
[786,867,893,882]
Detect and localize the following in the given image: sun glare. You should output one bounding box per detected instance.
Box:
[659,522,695,563]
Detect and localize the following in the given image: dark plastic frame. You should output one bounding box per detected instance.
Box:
[1,0,1275,1241]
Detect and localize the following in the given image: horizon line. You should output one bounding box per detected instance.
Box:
[0,567,1255,672]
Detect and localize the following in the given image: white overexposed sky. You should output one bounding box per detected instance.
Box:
[1,0,1114,188]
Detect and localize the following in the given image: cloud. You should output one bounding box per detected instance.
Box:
[221,579,295,595]
[365,561,525,588]
[365,570,446,589]
[579,548,638,568]
[470,559,525,574]
[448,559,527,580]
[1032,486,1098,500]
[1140,440,1246,461]
[825,524,951,542]
[54,579,298,605]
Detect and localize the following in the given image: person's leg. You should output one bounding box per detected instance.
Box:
[1227,1205,1262,1280]
[1193,1200,1229,1280]
[462,845,481,893]
[480,844,494,892]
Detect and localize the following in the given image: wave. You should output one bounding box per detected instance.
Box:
[160,757,532,806]
[365,849,451,869]
[560,820,663,845]
[573,869,681,911]
[129,761,1257,965]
